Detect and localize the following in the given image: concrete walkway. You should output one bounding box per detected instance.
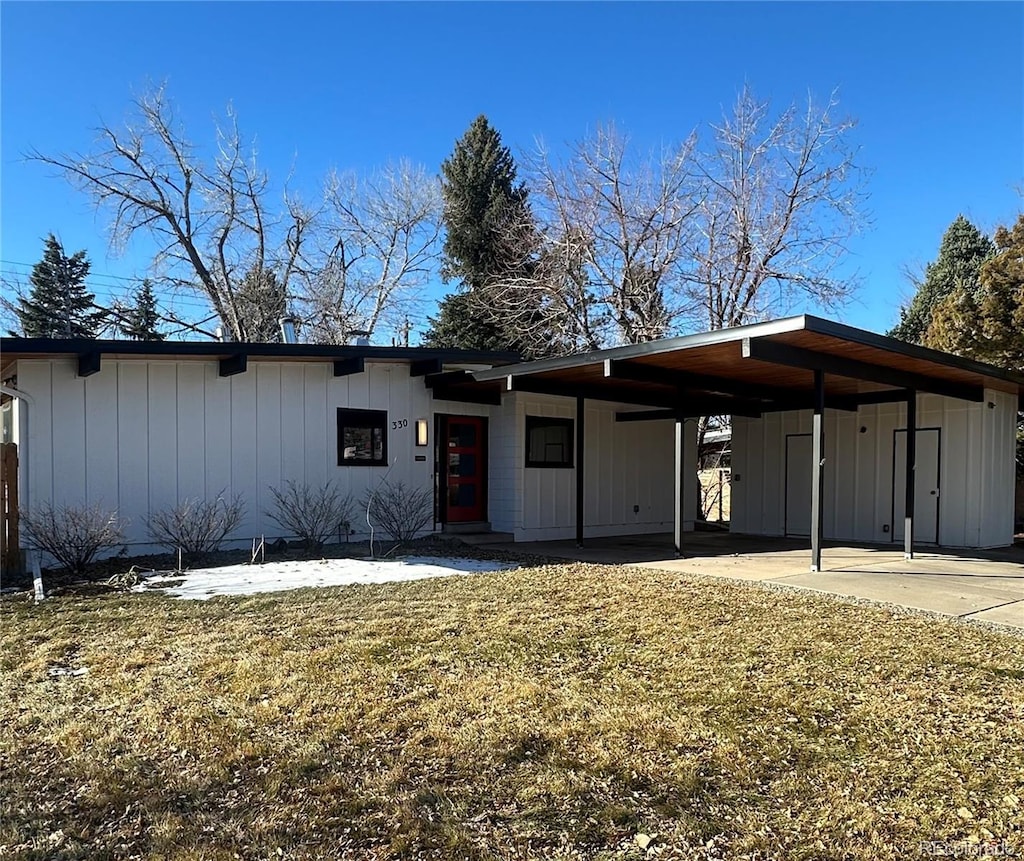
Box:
[493,532,1024,629]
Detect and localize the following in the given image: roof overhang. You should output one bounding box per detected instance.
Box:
[0,337,521,380]
[449,315,1024,415]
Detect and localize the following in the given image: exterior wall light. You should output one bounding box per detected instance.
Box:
[415,419,428,446]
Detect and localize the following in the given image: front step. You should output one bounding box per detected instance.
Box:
[442,521,493,535]
[452,531,514,547]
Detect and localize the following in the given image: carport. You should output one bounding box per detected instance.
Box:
[432,315,1023,569]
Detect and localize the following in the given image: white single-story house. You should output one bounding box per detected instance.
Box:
[1,315,1020,571]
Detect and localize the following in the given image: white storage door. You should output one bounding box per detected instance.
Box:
[785,434,812,538]
[893,428,940,544]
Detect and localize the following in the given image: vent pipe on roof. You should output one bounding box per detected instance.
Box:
[350,329,370,347]
[279,315,298,344]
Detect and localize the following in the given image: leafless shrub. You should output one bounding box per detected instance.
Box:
[363,481,433,546]
[21,501,126,578]
[147,493,246,561]
[266,480,354,552]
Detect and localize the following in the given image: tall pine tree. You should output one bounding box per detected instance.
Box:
[117,279,165,340]
[16,234,105,338]
[438,115,530,288]
[889,215,994,344]
[425,115,542,356]
[925,214,1024,370]
[423,292,511,353]
[925,213,1024,484]
[235,266,288,342]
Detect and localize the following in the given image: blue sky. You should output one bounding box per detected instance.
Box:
[2,1,1021,338]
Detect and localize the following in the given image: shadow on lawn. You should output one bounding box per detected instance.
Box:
[3,734,727,860]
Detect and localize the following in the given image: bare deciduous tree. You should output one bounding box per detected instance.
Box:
[29,87,312,342]
[554,124,699,343]
[449,209,601,358]
[492,90,866,354]
[298,161,443,344]
[687,86,868,330]
[29,89,439,345]
[684,87,867,457]
[493,125,699,353]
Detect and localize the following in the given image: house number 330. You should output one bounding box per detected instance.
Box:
[391,419,408,429]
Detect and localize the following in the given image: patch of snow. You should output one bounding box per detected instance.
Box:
[133,555,516,601]
[47,666,88,677]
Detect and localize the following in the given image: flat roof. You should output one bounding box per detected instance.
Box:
[449,315,1024,413]
[0,336,520,368]
[3,318,1021,414]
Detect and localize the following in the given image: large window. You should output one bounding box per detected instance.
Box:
[337,408,387,466]
[525,416,574,468]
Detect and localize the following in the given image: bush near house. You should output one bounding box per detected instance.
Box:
[364,479,434,546]
[146,493,245,562]
[266,480,355,552]
[1,562,1022,860]
[20,501,125,579]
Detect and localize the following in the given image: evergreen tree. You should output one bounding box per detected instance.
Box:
[439,115,531,289]
[925,214,1024,370]
[235,266,288,342]
[426,115,541,356]
[16,234,105,338]
[117,279,165,340]
[925,213,1023,482]
[889,215,994,344]
[424,292,518,353]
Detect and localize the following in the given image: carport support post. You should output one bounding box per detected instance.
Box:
[810,369,825,572]
[576,396,585,548]
[674,418,686,557]
[904,390,917,560]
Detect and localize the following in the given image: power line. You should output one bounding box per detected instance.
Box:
[0,259,142,282]
[0,260,210,291]
[0,269,216,310]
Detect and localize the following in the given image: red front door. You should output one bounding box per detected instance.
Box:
[444,416,486,522]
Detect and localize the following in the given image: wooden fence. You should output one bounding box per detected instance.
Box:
[1,443,19,573]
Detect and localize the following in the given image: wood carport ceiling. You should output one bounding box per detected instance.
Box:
[453,315,1024,415]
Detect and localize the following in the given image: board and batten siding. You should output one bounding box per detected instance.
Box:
[15,357,490,551]
[730,389,1017,548]
[494,393,697,542]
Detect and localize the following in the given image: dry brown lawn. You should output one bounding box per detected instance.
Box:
[1,561,1022,860]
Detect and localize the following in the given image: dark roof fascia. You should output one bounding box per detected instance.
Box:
[799,315,1024,387]
[471,316,810,381]
[472,314,1024,391]
[0,337,521,367]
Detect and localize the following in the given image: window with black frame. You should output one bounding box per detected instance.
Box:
[337,408,387,466]
[525,415,574,468]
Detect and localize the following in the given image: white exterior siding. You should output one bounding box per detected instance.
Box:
[16,357,690,551]
[16,357,490,552]
[486,395,519,535]
[980,389,1017,547]
[497,394,697,542]
[10,353,1016,555]
[730,389,1017,548]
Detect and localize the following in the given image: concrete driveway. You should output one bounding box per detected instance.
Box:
[493,533,1024,629]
